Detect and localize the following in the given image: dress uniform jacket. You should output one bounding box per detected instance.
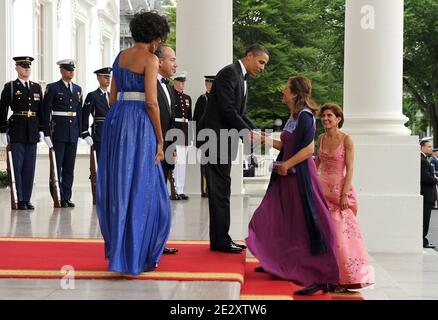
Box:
[0,79,44,143]
[43,80,83,142]
[173,89,192,146]
[81,88,109,143]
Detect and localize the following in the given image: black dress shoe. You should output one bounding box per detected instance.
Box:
[163,247,178,254]
[26,202,35,210]
[294,284,329,296]
[66,200,75,207]
[254,266,266,272]
[170,194,182,200]
[211,243,243,254]
[423,243,436,249]
[17,202,28,210]
[232,241,247,249]
[201,193,208,198]
[60,201,69,208]
[178,194,189,200]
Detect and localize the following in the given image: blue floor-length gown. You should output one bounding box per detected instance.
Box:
[96,52,171,276]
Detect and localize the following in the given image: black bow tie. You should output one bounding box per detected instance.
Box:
[244,73,249,81]
[161,78,169,84]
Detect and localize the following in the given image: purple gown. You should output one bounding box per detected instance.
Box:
[246,109,339,287]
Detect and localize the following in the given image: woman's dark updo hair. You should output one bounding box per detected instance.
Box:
[130,11,170,44]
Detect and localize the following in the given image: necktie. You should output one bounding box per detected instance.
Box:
[161,78,169,85]
[68,83,71,92]
[25,81,29,90]
[106,92,110,104]
[244,73,249,81]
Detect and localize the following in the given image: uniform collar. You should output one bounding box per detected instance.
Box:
[62,80,73,88]
[17,78,30,87]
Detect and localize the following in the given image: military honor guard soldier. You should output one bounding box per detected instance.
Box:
[172,72,192,200]
[193,75,215,198]
[81,67,112,158]
[42,59,83,208]
[0,56,44,210]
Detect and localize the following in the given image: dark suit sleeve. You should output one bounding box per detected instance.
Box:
[37,85,44,132]
[0,82,11,133]
[421,158,437,186]
[193,95,204,123]
[42,84,54,136]
[216,68,252,132]
[81,93,93,138]
[242,114,257,130]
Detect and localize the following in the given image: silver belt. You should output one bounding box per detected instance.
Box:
[52,111,77,117]
[117,92,145,101]
[175,118,189,123]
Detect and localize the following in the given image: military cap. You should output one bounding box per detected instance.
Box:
[433,148,438,152]
[13,56,34,68]
[57,59,76,71]
[204,75,215,82]
[94,67,112,77]
[172,71,187,81]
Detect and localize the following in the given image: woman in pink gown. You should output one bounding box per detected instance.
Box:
[316,103,374,291]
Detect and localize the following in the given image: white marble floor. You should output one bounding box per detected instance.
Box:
[0,186,438,300]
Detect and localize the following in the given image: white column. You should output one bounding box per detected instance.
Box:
[0,0,13,86]
[343,0,422,253]
[343,0,409,136]
[175,0,243,195]
[176,0,233,100]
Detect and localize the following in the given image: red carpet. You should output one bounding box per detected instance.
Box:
[0,237,364,300]
[0,237,245,283]
[240,259,364,300]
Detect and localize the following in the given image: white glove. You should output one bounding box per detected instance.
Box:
[44,136,53,149]
[39,131,44,142]
[1,133,8,146]
[84,136,94,146]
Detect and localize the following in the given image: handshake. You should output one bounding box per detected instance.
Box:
[249,130,271,146]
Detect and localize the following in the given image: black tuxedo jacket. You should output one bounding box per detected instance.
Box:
[197,61,256,162]
[421,153,437,204]
[157,79,176,169]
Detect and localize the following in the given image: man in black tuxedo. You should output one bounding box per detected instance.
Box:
[155,44,178,254]
[198,44,270,253]
[155,45,177,183]
[420,139,437,249]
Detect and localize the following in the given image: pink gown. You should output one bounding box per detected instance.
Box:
[318,135,374,288]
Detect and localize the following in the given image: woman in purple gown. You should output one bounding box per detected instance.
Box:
[246,76,339,295]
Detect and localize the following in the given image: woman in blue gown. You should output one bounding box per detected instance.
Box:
[96,12,171,276]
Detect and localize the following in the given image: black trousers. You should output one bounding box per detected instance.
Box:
[205,162,232,248]
[423,201,433,245]
[11,143,37,202]
[53,141,78,202]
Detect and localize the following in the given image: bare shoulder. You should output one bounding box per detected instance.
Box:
[343,133,354,148]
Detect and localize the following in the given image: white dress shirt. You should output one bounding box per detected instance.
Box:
[238,60,248,96]
[157,74,171,108]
